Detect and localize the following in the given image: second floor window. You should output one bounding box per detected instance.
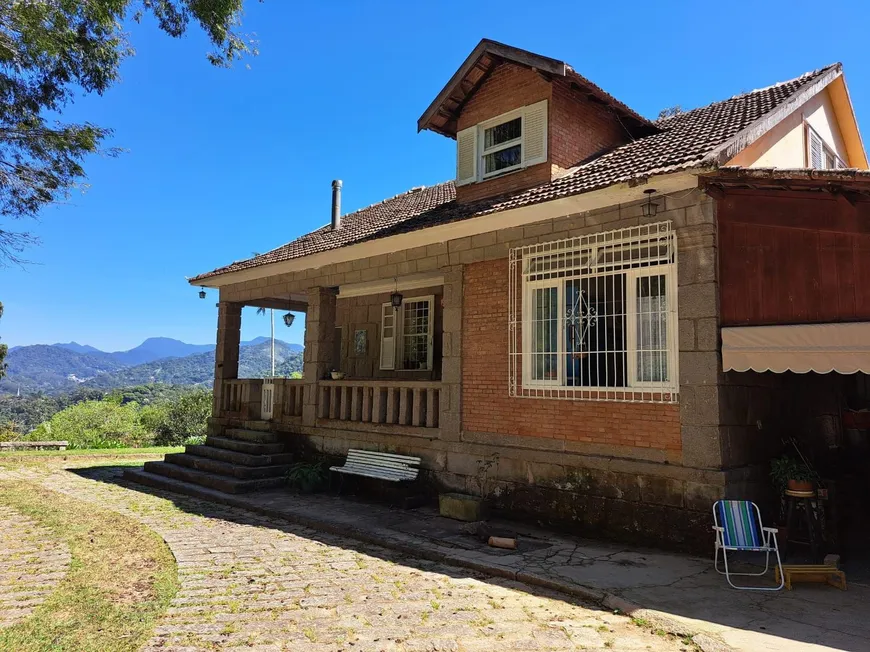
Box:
[807,125,845,169]
[483,116,522,176]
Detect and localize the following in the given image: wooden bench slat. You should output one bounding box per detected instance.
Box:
[330,448,421,483]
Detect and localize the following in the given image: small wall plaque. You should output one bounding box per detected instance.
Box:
[354,329,367,355]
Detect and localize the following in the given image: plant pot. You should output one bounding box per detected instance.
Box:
[788,479,814,492]
[439,492,484,522]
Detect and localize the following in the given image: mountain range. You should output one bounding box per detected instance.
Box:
[1,338,304,395]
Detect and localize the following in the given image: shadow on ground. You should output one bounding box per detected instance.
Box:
[72,463,870,652]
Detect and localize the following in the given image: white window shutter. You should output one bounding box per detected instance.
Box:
[379,303,396,370]
[809,130,823,169]
[455,126,478,186]
[522,100,548,166]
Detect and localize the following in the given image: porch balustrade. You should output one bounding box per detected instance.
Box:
[273,378,305,419]
[317,380,441,429]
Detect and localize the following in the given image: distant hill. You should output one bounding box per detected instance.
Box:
[83,340,303,390]
[53,342,104,354]
[109,337,215,366]
[0,338,304,395]
[0,346,127,394]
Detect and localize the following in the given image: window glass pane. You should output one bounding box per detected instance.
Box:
[401,300,430,370]
[636,275,668,383]
[531,287,558,381]
[565,274,626,387]
[484,117,521,149]
[484,145,521,174]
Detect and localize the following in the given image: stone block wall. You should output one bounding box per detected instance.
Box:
[218,187,728,551]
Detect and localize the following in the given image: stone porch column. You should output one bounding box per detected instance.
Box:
[440,265,463,441]
[302,287,337,426]
[213,301,242,416]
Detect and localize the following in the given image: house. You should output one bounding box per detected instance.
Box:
[130,40,870,551]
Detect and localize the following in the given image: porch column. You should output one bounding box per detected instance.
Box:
[213,301,242,416]
[440,265,463,441]
[302,287,337,426]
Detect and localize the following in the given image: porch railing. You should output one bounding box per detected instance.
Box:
[220,379,262,419]
[272,378,304,419]
[317,380,441,428]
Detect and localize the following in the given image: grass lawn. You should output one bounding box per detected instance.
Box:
[0,446,182,459]
[0,480,179,651]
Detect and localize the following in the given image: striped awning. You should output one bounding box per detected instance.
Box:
[722,322,870,374]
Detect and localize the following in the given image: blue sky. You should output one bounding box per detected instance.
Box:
[2,0,869,351]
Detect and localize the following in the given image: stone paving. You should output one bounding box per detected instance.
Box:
[0,504,71,629]
[0,461,690,651]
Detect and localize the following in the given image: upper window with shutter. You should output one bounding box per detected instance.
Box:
[807,124,846,169]
[455,100,548,186]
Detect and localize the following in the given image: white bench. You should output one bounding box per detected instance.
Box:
[330,449,421,482]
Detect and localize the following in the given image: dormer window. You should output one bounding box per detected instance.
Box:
[455,100,548,186]
[482,114,523,177]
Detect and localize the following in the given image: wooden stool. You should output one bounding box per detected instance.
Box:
[785,489,821,561]
[775,564,846,591]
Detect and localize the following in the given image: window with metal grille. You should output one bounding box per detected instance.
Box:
[380,296,434,371]
[509,222,678,403]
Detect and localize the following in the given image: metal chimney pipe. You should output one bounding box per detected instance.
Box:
[331,179,342,230]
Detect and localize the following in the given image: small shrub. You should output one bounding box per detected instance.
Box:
[151,390,211,446]
[286,462,328,493]
[183,435,206,446]
[29,398,152,449]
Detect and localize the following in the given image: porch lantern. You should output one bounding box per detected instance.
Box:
[198,287,207,299]
[282,312,295,327]
[390,277,403,309]
[641,188,659,217]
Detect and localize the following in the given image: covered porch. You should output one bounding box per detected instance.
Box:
[212,270,461,437]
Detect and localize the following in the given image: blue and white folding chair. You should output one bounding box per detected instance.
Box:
[713,500,784,591]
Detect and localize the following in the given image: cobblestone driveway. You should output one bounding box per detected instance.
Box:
[0,505,71,630]
[0,462,691,651]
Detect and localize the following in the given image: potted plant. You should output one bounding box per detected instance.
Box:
[770,455,815,493]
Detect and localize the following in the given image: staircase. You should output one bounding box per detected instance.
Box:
[124,429,292,494]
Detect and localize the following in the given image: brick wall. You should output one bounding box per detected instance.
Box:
[454,63,634,203]
[549,79,629,173]
[456,63,551,204]
[335,286,442,380]
[462,258,682,451]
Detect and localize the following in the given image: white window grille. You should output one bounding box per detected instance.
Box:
[509,221,679,403]
[380,295,434,371]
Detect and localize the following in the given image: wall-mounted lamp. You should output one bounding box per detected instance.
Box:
[283,312,295,327]
[390,277,403,309]
[641,189,659,218]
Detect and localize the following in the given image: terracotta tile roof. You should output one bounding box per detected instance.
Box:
[192,64,839,282]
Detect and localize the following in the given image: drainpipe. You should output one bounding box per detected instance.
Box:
[331,179,342,230]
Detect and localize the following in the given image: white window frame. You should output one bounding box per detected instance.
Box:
[806,124,846,169]
[380,295,435,371]
[479,108,524,180]
[510,222,679,403]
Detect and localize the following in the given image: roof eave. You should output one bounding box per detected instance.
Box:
[703,64,843,167]
[417,39,568,137]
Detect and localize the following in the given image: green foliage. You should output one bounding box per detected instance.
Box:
[0,0,254,265]
[150,389,212,446]
[30,398,150,449]
[2,384,213,449]
[285,462,328,493]
[183,435,206,446]
[770,455,815,493]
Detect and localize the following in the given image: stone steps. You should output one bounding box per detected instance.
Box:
[205,436,286,456]
[224,429,281,444]
[142,461,286,494]
[185,444,293,467]
[164,453,290,480]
